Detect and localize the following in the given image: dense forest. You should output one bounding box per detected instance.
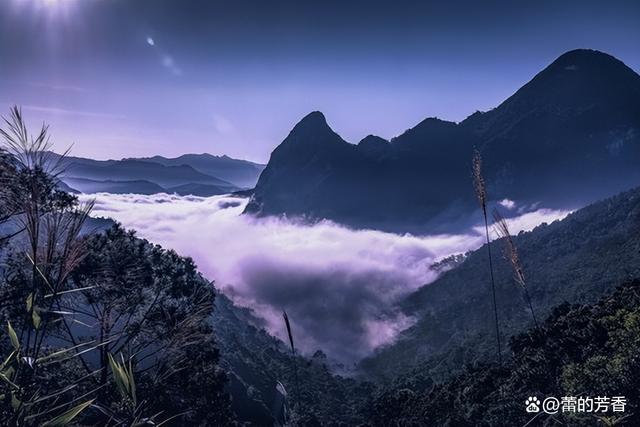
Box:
[0,109,236,425]
[2,106,639,426]
[367,280,640,426]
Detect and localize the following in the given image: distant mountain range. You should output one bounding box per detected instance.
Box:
[53,153,265,196]
[245,49,640,232]
[132,153,265,189]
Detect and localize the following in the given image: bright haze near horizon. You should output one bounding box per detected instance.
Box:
[0,0,639,163]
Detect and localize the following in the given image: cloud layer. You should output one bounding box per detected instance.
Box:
[82,193,569,363]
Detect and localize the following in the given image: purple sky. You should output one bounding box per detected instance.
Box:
[1,0,639,163]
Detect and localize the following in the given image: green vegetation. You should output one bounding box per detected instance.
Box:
[0,108,235,425]
[3,106,640,426]
[363,186,640,380]
[366,280,640,426]
[212,293,374,425]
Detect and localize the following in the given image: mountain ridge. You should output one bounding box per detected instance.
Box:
[132,153,266,188]
[47,151,265,196]
[246,49,640,232]
[361,184,640,378]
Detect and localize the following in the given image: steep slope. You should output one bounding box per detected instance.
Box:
[246,112,472,232]
[136,154,265,189]
[247,49,640,232]
[465,49,640,206]
[361,186,640,379]
[245,112,379,223]
[213,292,373,426]
[55,179,80,194]
[367,280,640,426]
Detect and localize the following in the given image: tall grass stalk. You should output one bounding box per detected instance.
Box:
[282,311,301,410]
[0,106,95,425]
[472,149,502,365]
[492,209,540,329]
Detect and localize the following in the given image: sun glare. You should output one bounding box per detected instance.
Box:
[22,0,77,21]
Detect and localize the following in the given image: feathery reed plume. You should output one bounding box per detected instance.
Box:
[492,209,539,329]
[0,107,96,425]
[472,150,487,211]
[472,149,502,365]
[282,311,301,409]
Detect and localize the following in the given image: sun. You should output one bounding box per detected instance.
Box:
[24,0,77,20]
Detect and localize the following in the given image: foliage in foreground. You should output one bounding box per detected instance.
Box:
[213,293,374,426]
[367,280,640,426]
[0,107,236,425]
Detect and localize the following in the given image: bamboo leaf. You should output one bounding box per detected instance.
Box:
[3,366,15,380]
[1,350,17,371]
[25,252,54,293]
[36,340,96,363]
[41,399,94,426]
[41,339,115,367]
[46,310,76,316]
[32,309,41,329]
[44,286,96,298]
[7,321,19,350]
[127,358,137,405]
[0,371,19,390]
[11,392,21,411]
[108,354,130,399]
[26,293,33,312]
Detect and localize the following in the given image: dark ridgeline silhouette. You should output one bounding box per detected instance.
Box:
[246,49,640,233]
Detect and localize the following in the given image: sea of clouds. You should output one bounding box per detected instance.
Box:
[82,193,570,364]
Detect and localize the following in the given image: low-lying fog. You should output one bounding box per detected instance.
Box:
[82,193,569,364]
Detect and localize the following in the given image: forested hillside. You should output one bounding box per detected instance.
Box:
[0,109,236,425]
[4,106,640,426]
[366,280,640,426]
[363,187,640,379]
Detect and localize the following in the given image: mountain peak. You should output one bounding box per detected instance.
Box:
[358,135,391,159]
[541,48,638,84]
[291,111,329,131]
[392,117,461,149]
[478,48,640,126]
[551,48,621,68]
[283,111,345,147]
[358,135,388,145]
